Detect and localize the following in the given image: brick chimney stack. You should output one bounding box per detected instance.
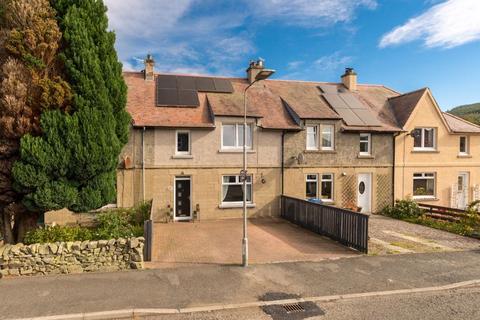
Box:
[144,54,155,81]
[341,67,357,91]
[246,59,265,84]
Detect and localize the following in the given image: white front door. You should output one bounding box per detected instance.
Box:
[457,173,469,209]
[357,173,372,213]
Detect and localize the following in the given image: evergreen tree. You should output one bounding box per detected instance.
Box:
[13,0,130,216]
[0,0,71,243]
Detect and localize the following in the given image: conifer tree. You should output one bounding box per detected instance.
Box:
[0,0,71,243]
[13,0,130,216]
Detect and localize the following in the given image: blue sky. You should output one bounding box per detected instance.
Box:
[104,0,480,110]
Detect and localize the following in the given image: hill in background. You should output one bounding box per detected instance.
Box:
[448,103,480,125]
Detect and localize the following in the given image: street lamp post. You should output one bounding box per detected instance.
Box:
[242,68,275,267]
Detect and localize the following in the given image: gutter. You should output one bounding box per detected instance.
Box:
[281,130,285,195]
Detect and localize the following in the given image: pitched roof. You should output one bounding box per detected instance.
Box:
[123,71,405,132]
[388,88,427,128]
[124,72,214,128]
[443,112,480,133]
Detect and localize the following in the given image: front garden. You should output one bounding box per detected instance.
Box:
[23,202,151,245]
[382,199,480,238]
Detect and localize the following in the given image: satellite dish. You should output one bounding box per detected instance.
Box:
[297,153,305,165]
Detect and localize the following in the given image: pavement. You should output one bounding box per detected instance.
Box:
[151,218,357,265]
[2,250,480,319]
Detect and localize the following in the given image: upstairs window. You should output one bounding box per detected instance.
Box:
[222,124,252,149]
[413,128,436,150]
[413,173,436,198]
[459,136,469,155]
[176,130,190,154]
[321,125,334,150]
[359,133,371,155]
[306,126,318,150]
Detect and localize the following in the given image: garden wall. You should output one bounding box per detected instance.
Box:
[0,237,144,277]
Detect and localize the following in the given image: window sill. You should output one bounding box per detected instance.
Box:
[413,197,438,202]
[304,150,336,154]
[457,154,472,158]
[171,154,193,159]
[219,203,256,209]
[357,154,374,159]
[411,150,439,154]
[218,149,256,154]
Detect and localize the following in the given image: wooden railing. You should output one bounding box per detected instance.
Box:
[417,203,469,222]
[281,195,369,253]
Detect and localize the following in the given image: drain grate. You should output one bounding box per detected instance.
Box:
[282,303,305,313]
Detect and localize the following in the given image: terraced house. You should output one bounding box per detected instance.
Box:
[391,88,480,209]
[117,57,480,219]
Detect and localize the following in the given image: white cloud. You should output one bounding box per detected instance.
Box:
[280,52,353,80]
[249,0,376,26]
[314,52,353,71]
[380,0,480,48]
[104,0,375,75]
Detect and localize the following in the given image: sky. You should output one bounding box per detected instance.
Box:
[104,0,480,110]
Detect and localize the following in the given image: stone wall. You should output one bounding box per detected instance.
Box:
[0,237,144,277]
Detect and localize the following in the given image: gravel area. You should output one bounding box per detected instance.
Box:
[368,215,480,255]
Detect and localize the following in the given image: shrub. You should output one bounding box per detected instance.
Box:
[24,225,93,245]
[382,199,423,219]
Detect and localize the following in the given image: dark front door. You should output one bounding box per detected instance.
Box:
[175,177,191,219]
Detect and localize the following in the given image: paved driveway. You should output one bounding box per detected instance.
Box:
[150,217,358,266]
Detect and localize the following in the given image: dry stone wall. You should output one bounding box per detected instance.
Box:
[0,237,144,277]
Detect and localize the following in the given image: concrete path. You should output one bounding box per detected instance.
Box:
[151,217,357,265]
[368,215,480,255]
[1,250,480,319]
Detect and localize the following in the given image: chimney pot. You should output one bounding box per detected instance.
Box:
[144,54,155,81]
[341,67,357,91]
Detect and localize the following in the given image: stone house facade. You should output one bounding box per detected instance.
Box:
[117,57,480,220]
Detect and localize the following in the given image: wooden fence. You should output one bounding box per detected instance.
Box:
[281,195,369,253]
[418,203,469,222]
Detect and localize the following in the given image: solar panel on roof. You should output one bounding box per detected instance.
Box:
[213,78,234,93]
[352,109,382,126]
[196,77,216,92]
[323,94,349,109]
[334,108,364,126]
[338,93,365,109]
[157,75,177,89]
[178,90,200,106]
[177,76,197,90]
[318,84,338,94]
[157,88,178,105]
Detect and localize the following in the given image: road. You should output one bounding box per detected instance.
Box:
[136,286,480,320]
[1,250,480,319]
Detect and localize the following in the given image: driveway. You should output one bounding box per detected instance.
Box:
[150,217,358,266]
[368,215,480,255]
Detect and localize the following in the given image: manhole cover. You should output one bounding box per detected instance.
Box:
[260,292,325,319]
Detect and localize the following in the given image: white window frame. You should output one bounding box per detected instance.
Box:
[305,174,318,198]
[306,126,319,150]
[221,123,253,150]
[459,136,469,155]
[320,173,334,202]
[413,128,436,151]
[321,124,335,151]
[359,133,371,156]
[175,130,191,155]
[413,172,436,199]
[221,175,252,205]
